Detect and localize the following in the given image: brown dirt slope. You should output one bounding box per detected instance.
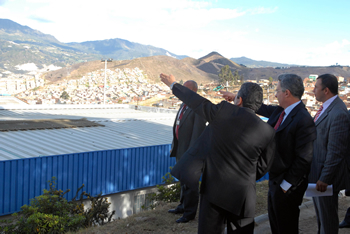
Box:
[196,51,243,75]
[45,55,218,84]
[73,180,269,234]
[44,52,350,86]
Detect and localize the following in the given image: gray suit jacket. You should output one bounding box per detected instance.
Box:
[309,96,350,192]
[170,103,206,161]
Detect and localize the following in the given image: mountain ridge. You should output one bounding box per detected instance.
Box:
[0,18,60,44]
[230,56,299,68]
[0,18,186,76]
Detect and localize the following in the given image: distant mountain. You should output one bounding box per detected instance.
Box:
[68,39,187,61]
[0,19,100,75]
[0,18,59,44]
[0,18,186,76]
[230,56,298,68]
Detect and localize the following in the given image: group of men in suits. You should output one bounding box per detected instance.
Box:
[163,75,275,233]
[160,72,350,234]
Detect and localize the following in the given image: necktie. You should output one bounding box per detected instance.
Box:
[314,105,323,122]
[176,104,187,139]
[274,111,285,130]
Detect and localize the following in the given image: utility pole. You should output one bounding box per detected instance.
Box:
[101,59,113,105]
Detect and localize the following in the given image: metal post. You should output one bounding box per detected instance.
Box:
[104,59,107,105]
[101,58,112,105]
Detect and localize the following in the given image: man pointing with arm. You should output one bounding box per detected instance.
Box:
[160,73,275,234]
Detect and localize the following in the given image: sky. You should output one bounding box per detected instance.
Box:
[0,0,349,66]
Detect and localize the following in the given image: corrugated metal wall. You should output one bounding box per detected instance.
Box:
[0,144,175,216]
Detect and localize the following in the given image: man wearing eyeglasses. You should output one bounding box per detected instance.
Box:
[256,74,316,234]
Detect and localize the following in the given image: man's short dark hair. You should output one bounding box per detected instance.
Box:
[317,74,338,95]
[237,82,263,112]
[278,74,304,99]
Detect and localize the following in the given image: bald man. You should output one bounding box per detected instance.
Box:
[167,80,207,223]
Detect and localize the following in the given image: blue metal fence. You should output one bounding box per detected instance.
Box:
[0,144,175,216]
[0,143,270,216]
[257,173,269,182]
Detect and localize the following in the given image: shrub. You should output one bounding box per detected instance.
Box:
[143,168,181,210]
[0,177,115,234]
[71,190,115,227]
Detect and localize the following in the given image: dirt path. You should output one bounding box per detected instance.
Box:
[255,196,350,234]
[299,196,350,234]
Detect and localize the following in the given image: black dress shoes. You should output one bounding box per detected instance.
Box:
[176,216,191,223]
[339,220,350,228]
[168,208,184,214]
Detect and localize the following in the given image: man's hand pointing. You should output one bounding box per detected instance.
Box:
[160,73,176,87]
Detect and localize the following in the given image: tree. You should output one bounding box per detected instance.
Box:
[240,74,244,84]
[268,77,273,87]
[218,65,234,85]
[233,70,240,85]
[60,91,70,100]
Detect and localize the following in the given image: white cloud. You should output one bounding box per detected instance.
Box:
[25,0,51,3]
[4,0,309,65]
[8,0,252,52]
[249,6,278,15]
[341,39,350,46]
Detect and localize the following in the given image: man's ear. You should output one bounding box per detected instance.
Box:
[237,96,243,107]
[323,87,330,95]
[285,89,291,97]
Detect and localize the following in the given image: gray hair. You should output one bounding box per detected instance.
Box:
[237,82,263,112]
[278,74,304,99]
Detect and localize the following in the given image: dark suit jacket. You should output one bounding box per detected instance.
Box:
[308,97,350,191]
[257,102,316,187]
[347,110,350,171]
[170,103,206,161]
[170,83,276,218]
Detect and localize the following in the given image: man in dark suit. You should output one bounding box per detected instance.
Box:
[255,74,316,234]
[308,74,350,234]
[160,73,276,234]
[168,80,207,223]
